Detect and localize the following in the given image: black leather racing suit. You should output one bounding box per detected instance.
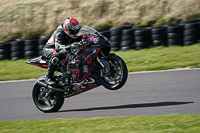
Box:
[42,24,82,59]
[42,23,82,85]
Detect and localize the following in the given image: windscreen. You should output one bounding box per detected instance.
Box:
[78,25,98,36]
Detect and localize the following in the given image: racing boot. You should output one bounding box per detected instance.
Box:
[45,61,57,85]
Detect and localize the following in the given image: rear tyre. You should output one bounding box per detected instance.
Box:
[32,76,64,112]
[98,55,128,90]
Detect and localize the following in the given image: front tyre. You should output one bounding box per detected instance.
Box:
[32,76,64,112]
[98,55,128,90]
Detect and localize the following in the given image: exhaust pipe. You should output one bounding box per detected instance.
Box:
[37,81,66,92]
[48,86,66,92]
[37,81,47,87]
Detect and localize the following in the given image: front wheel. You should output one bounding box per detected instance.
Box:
[32,76,64,112]
[98,55,128,90]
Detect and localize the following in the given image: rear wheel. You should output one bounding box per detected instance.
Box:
[98,55,128,90]
[32,76,64,112]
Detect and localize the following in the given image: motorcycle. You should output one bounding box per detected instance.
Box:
[26,25,128,112]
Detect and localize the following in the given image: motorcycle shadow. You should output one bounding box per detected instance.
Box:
[58,101,194,113]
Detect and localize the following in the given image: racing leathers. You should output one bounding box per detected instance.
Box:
[42,23,82,85]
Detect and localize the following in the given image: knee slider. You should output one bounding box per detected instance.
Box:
[50,57,59,65]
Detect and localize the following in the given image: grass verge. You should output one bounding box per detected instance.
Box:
[120,44,200,72]
[0,114,200,133]
[1,44,200,81]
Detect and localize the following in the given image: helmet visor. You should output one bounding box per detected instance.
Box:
[69,28,79,35]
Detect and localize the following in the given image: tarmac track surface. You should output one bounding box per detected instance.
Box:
[0,69,200,121]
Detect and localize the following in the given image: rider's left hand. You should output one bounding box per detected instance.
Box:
[81,36,90,46]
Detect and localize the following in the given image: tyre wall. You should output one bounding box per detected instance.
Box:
[152,25,168,47]
[133,25,152,50]
[121,28,134,51]
[167,24,184,46]
[11,39,25,60]
[180,20,200,46]
[0,19,200,60]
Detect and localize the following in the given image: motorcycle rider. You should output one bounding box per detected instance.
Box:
[42,17,82,85]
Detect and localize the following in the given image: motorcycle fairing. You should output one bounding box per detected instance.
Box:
[26,56,49,68]
[67,47,100,82]
[64,47,100,98]
[64,82,97,98]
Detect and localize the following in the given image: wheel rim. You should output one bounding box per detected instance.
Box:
[35,85,56,110]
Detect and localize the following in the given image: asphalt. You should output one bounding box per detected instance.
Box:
[0,69,200,121]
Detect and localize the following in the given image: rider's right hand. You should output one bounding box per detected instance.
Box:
[65,45,71,50]
[70,43,79,49]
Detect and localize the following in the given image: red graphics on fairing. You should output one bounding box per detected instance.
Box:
[66,47,100,83]
[26,57,48,68]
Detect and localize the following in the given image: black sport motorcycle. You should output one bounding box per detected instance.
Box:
[26,25,128,112]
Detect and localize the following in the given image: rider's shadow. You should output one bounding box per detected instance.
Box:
[58,101,194,112]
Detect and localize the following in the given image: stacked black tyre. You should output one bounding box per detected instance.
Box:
[38,36,49,55]
[180,20,200,46]
[167,24,184,46]
[133,26,152,50]
[24,38,39,59]
[109,26,129,51]
[11,40,24,60]
[121,29,134,51]
[0,41,11,60]
[151,25,168,47]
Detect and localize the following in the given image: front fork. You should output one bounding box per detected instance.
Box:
[96,51,112,73]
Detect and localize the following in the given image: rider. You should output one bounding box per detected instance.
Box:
[42,17,82,85]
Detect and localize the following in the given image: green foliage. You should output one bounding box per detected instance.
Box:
[0,28,46,41]
[0,31,23,41]
[22,28,45,38]
[94,20,113,30]
[0,114,200,133]
[185,11,200,20]
[135,19,157,26]
[154,16,181,26]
